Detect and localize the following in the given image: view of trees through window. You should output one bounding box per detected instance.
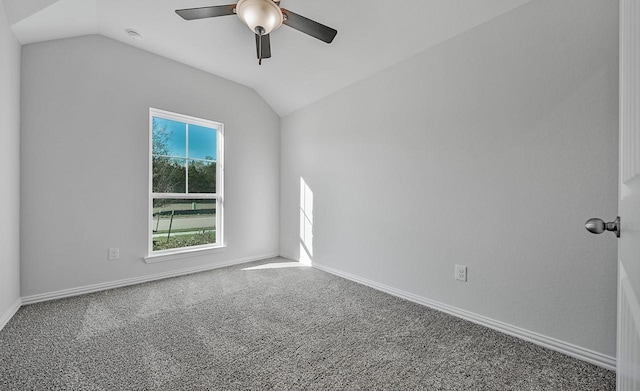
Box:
[151,113,220,252]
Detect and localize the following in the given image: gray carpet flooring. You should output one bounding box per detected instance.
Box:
[0,257,615,390]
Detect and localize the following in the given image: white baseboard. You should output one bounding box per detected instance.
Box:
[312,262,616,371]
[0,297,22,332]
[21,253,280,305]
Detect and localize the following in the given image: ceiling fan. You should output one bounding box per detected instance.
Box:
[176,0,338,65]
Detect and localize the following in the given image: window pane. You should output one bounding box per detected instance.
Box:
[152,117,186,157]
[188,160,216,193]
[188,125,217,161]
[153,157,186,193]
[152,198,216,251]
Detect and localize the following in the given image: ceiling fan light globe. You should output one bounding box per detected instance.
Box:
[236,0,283,35]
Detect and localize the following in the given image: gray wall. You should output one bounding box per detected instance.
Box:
[0,1,21,319]
[280,0,619,356]
[21,35,280,296]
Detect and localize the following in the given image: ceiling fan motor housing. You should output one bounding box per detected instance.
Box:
[236,0,283,35]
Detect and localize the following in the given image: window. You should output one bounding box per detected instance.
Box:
[148,108,223,257]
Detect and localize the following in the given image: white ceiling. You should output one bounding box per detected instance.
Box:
[4,0,533,116]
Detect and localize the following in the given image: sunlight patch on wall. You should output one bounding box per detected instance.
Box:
[300,177,313,265]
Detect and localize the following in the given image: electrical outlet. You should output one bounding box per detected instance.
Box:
[108,248,120,260]
[455,265,467,282]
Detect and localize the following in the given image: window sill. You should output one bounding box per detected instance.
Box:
[144,245,227,264]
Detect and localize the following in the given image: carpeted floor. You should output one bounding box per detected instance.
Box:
[0,257,615,390]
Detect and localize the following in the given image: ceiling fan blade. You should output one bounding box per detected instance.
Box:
[280,8,337,44]
[176,5,236,20]
[255,34,272,59]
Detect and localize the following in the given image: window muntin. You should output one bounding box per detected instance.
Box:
[149,108,223,255]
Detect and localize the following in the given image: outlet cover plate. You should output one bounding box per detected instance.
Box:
[455,265,467,282]
[108,248,120,260]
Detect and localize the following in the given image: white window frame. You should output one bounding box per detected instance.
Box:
[146,108,224,261]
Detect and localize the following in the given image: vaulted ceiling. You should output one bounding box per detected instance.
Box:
[3,0,533,116]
